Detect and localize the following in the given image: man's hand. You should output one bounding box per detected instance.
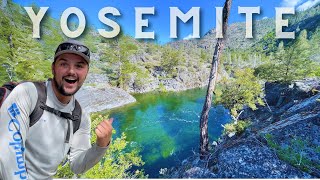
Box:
[95,118,113,147]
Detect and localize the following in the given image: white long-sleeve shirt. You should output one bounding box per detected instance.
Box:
[0,80,108,180]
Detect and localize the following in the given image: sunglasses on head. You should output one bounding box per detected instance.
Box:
[55,43,90,58]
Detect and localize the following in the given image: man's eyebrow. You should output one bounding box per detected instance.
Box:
[77,61,87,65]
[57,58,67,62]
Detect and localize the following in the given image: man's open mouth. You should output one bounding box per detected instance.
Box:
[64,78,77,84]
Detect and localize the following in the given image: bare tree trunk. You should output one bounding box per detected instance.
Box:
[8,34,13,48]
[199,0,232,160]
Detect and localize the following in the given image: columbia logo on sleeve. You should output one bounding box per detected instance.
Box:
[7,103,27,179]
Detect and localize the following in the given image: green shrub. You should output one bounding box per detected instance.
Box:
[215,68,264,118]
[55,115,147,178]
[224,120,250,135]
[157,82,167,92]
[265,134,320,173]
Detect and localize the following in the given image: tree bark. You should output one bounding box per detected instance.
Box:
[8,34,13,48]
[199,0,232,160]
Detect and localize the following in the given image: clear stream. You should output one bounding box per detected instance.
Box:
[108,87,231,178]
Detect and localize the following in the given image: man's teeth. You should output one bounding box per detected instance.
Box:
[65,78,77,83]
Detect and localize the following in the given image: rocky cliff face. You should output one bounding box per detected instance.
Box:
[75,73,136,114]
[163,78,320,178]
[126,66,211,93]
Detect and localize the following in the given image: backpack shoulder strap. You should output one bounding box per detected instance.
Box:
[72,100,82,134]
[0,82,19,107]
[0,87,11,107]
[29,81,82,134]
[38,98,82,134]
[29,81,47,127]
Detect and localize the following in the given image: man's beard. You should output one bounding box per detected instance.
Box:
[53,77,81,96]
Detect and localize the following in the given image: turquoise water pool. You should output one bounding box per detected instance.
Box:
[108,88,231,177]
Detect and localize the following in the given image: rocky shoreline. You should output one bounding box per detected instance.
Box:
[75,85,136,114]
[75,74,136,114]
[162,78,320,178]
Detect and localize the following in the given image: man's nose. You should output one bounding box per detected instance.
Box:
[67,65,76,75]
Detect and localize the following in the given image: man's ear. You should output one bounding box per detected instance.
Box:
[51,62,55,75]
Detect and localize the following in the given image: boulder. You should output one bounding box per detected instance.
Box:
[264,79,319,107]
[75,85,136,114]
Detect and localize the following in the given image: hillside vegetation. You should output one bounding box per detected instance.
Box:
[1,1,319,93]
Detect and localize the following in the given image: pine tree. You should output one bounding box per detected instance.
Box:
[101,35,148,90]
[160,46,185,77]
[282,30,311,82]
[255,30,315,82]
